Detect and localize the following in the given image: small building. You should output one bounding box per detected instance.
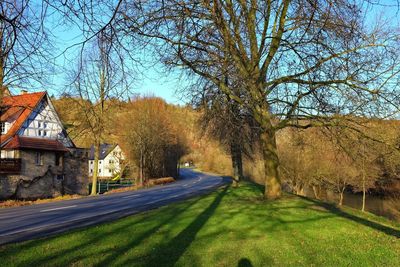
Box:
[0,90,88,199]
[88,144,125,179]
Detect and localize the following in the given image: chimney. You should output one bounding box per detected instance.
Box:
[21,89,28,95]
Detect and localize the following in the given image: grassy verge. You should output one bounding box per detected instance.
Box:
[0,194,83,208]
[1,177,176,207]
[0,182,399,266]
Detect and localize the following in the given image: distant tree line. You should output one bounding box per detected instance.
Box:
[54,95,188,189]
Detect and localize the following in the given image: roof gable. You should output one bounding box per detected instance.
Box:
[1,92,46,145]
[88,144,119,160]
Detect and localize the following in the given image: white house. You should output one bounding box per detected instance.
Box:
[88,144,125,178]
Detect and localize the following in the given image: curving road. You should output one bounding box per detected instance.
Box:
[0,169,230,245]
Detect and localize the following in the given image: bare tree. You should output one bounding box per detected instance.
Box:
[0,0,53,161]
[0,0,51,91]
[120,0,400,199]
[118,97,187,185]
[194,79,260,187]
[67,31,132,195]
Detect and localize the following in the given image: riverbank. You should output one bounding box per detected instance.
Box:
[300,185,400,222]
[0,182,399,266]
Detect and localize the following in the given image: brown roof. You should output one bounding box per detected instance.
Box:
[0,92,46,145]
[3,136,69,152]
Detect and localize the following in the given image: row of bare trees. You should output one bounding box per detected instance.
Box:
[122,0,400,199]
[54,94,188,189]
[278,121,400,209]
[2,0,400,199]
[117,97,187,185]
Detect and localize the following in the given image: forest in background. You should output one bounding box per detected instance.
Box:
[53,95,400,207]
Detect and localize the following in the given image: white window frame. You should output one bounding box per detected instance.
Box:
[0,150,14,159]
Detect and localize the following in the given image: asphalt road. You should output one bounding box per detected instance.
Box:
[0,169,230,245]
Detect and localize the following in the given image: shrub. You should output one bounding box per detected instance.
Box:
[150,177,175,185]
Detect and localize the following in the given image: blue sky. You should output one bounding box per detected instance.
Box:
[49,24,188,105]
[45,1,399,105]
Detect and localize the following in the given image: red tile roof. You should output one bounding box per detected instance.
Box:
[3,136,69,152]
[0,92,46,145]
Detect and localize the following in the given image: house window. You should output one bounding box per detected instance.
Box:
[0,150,14,159]
[38,121,42,128]
[7,150,14,159]
[99,169,101,173]
[55,154,63,166]
[43,130,47,137]
[43,122,48,128]
[90,169,93,173]
[1,122,5,134]
[38,130,42,136]
[35,152,43,166]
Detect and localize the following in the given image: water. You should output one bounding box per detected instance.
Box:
[303,187,400,222]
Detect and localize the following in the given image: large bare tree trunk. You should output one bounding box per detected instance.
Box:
[230,140,243,187]
[139,148,144,186]
[90,141,100,195]
[0,55,4,157]
[260,130,281,199]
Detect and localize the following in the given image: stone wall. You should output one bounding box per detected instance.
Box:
[0,149,89,200]
[63,148,89,196]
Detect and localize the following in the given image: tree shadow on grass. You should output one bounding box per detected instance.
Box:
[128,186,229,267]
[91,196,206,267]
[305,197,400,238]
[2,196,203,267]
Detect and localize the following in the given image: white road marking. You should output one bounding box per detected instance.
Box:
[145,200,161,205]
[122,194,142,199]
[40,205,77,212]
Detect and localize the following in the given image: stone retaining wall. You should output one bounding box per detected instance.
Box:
[0,148,89,200]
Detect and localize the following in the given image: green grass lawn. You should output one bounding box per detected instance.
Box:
[1,182,399,267]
